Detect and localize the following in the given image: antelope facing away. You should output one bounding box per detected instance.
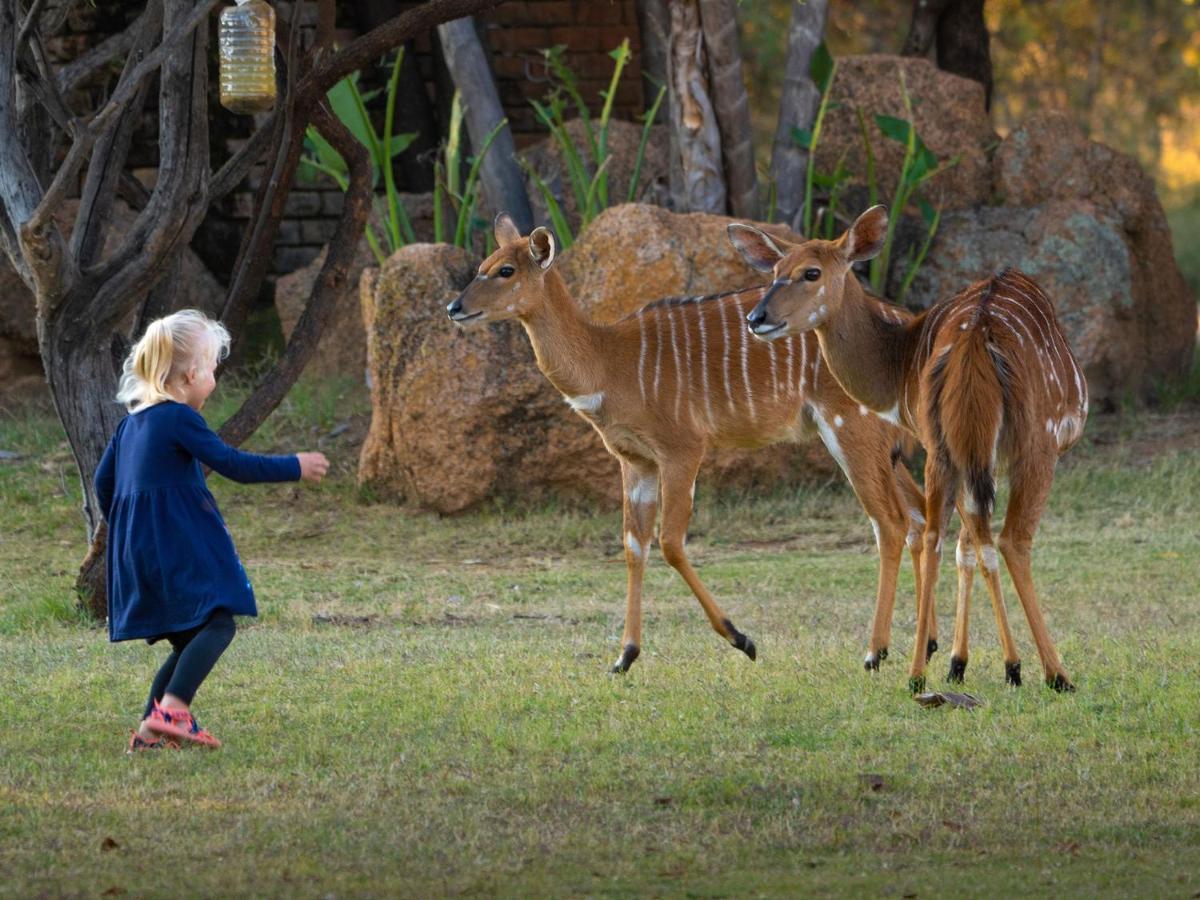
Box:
[733,206,1088,692]
[446,213,931,674]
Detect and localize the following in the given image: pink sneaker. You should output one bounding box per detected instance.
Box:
[144,700,222,748]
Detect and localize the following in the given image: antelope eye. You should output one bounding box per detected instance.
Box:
[804,268,821,282]
[497,265,516,278]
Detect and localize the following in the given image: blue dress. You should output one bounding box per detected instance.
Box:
[94,400,300,642]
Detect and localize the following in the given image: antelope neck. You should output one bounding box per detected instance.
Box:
[518,270,608,399]
[815,278,914,416]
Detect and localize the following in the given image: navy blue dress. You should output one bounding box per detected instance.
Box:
[94,401,300,642]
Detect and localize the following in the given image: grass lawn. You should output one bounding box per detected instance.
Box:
[2,378,1199,898]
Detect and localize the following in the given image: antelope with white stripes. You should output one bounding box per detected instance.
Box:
[447,213,932,673]
[736,205,1088,692]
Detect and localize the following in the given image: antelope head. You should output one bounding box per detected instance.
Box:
[446,213,557,327]
[730,205,888,340]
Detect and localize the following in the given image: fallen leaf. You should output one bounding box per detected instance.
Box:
[914,691,984,710]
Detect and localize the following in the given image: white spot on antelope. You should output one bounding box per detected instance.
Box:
[869,518,881,551]
[565,392,603,413]
[980,544,1000,572]
[810,406,849,477]
[1046,418,1055,433]
[956,539,977,568]
[859,404,869,416]
[625,532,647,559]
[628,476,658,506]
[876,403,901,426]
[834,414,844,428]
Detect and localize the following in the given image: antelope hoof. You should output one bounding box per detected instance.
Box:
[864,651,882,672]
[908,674,927,695]
[1047,672,1075,693]
[611,643,640,674]
[947,655,967,683]
[879,647,889,661]
[723,619,757,661]
[926,638,939,662]
[1005,660,1022,687]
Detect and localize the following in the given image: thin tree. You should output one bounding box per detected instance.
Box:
[0,0,506,618]
[698,0,758,219]
[901,0,992,108]
[769,0,829,231]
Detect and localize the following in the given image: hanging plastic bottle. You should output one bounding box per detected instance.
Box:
[218,0,277,114]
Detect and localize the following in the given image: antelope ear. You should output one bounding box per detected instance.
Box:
[727,223,786,273]
[843,205,888,262]
[494,213,521,247]
[529,227,556,269]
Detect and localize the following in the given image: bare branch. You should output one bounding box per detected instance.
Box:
[56,23,138,93]
[209,114,277,203]
[220,4,304,341]
[297,0,504,105]
[17,0,49,50]
[23,0,219,238]
[217,101,373,448]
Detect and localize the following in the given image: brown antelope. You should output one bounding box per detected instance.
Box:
[734,206,1088,692]
[446,213,933,674]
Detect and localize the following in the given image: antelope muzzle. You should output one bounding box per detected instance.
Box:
[746,278,791,340]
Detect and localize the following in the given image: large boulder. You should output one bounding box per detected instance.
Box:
[899,112,1195,405]
[814,55,996,215]
[359,204,841,513]
[275,241,377,381]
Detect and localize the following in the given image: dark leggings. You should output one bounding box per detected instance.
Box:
[143,610,236,719]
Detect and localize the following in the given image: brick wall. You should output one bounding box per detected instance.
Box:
[45,0,645,281]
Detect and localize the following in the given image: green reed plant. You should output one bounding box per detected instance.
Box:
[299,50,418,265]
[523,39,662,248]
[433,90,508,249]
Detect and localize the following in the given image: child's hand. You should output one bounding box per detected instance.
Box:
[297,452,330,482]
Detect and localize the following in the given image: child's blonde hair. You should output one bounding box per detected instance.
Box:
[117,310,231,411]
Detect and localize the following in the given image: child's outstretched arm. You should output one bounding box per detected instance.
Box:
[175,405,323,484]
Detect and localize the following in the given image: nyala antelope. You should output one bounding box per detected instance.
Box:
[734,205,1088,692]
[447,213,931,674]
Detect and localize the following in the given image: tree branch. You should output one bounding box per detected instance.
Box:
[23,0,219,241]
[217,102,372,448]
[219,3,304,345]
[698,0,758,218]
[56,23,138,93]
[209,113,277,204]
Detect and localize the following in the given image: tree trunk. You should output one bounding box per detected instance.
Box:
[697,0,758,219]
[901,0,950,57]
[436,16,533,232]
[769,0,828,231]
[902,0,992,110]
[667,0,725,214]
[635,0,669,125]
[935,0,992,109]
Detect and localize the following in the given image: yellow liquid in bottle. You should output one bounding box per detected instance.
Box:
[219,0,277,114]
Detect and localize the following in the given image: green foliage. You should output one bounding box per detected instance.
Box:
[299,51,418,265]
[525,39,658,248]
[792,60,958,303]
[867,70,960,300]
[433,91,508,250]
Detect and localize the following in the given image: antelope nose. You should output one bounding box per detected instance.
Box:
[746,304,768,327]
[446,296,464,319]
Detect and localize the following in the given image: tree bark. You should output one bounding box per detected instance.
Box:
[697,0,758,219]
[769,0,828,231]
[436,16,532,232]
[667,0,725,214]
[935,0,992,109]
[635,0,669,125]
[902,0,992,110]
